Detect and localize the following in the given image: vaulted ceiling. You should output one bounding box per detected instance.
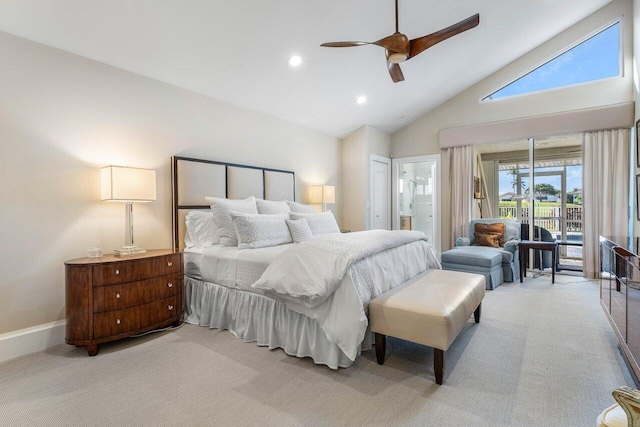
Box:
[0,0,612,137]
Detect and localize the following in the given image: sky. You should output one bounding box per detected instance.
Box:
[488,22,619,99]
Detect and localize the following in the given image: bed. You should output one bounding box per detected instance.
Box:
[172,156,440,369]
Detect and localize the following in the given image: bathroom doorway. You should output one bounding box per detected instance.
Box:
[392,154,441,256]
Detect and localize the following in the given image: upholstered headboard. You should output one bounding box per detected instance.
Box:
[171,156,296,250]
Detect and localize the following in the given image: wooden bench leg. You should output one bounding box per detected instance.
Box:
[375,333,386,365]
[474,303,482,323]
[434,348,444,385]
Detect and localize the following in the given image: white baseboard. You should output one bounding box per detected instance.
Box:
[0,320,66,364]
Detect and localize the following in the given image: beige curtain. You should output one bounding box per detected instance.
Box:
[478,156,495,218]
[582,129,630,279]
[449,145,474,247]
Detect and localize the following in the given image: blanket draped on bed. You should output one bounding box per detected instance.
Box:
[252,230,441,360]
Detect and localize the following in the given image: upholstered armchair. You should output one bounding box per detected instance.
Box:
[454,218,521,283]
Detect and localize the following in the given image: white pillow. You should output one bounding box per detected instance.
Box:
[256,199,291,215]
[206,196,258,246]
[285,218,313,243]
[230,212,292,249]
[285,200,316,214]
[185,210,218,248]
[289,211,340,236]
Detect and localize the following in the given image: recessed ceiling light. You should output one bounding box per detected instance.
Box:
[356,96,367,105]
[288,55,302,67]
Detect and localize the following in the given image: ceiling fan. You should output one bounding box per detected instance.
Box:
[321,0,480,83]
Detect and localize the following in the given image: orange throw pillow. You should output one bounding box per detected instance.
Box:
[474,232,502,248]
[474,223,506,247]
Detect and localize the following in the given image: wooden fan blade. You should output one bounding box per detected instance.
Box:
[409,13,479,59]
[387,61,405,83]
[321,41,370,47]
[373,33,409,53]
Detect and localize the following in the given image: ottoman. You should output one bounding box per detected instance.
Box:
[369,269,485,384]
[441,247,503,290]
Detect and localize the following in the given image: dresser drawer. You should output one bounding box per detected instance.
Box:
[93,295,180,340]
[93,273,181,313]
[93,253,181,286]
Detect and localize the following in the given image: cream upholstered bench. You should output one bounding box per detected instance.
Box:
[369,269,485,385]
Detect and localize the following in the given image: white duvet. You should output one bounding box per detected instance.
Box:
[252,230,441,360]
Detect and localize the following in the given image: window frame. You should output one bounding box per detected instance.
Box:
[480,18,623,103]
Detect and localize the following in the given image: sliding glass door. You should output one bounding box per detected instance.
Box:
[532,147,583,271]
[488,134,583,273]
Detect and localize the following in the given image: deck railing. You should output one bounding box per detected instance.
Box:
[498,206,582,233]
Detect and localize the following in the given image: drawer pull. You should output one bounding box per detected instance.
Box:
[168,305,174,311]
[168,283,173,288]
[167,262,173,267]
[116,318,121,325]
[115,293,121,299]
[115,269,120,275]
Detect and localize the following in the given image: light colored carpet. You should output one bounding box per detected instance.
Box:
[0,274,633,426]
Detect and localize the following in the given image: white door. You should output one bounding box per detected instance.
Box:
[392,155,441,256]
[370,156,391,230]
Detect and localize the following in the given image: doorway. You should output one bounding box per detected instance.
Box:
[392,154,441,256]
[482,134,583,273]
[370,155,391,230]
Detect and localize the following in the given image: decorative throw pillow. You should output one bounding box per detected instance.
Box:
[289,211,340,236]
[229,211,292,249]
[474,232,502,248]
[256,199,291,215]
[285,218,314,243]
[474,222,506,247]
[184,210,218,248]
[206,196,258,246]
[285,200,316,214]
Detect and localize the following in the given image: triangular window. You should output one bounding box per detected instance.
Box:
[483,22,620,101]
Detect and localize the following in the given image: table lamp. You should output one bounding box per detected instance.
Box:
[309,185,335,212]
[101,165,156,256]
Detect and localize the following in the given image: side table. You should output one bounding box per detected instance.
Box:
[65,249,183,356]
[519,241,557,284]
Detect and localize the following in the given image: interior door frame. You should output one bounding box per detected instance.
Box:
[370,154,392,230]
[392,154,441,256]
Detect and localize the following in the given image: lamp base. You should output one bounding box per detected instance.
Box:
[114,245,147,257]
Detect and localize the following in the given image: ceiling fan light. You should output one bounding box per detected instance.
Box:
[288,55,302,67]
[387,51,408,64]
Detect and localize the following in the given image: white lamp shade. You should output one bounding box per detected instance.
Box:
[101,166,156,202]
[309,185,323,204]
[308,184,335,204]
[322,185,335,204]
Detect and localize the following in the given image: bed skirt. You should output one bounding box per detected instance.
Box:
[184,276,372,369]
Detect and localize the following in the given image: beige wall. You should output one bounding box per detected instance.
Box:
[392,0,634,251]
[342,127,367,231]
[367,127,392,158]
[0,31,342,335]
[342,126,391,231]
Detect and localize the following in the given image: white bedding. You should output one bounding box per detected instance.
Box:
[198,244,293,291]
[253,230,432,308]
[184,247,204,280]
[184,230,440,365]
[252,230,440,360]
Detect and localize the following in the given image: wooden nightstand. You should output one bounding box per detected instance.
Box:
[65,249,183,356]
